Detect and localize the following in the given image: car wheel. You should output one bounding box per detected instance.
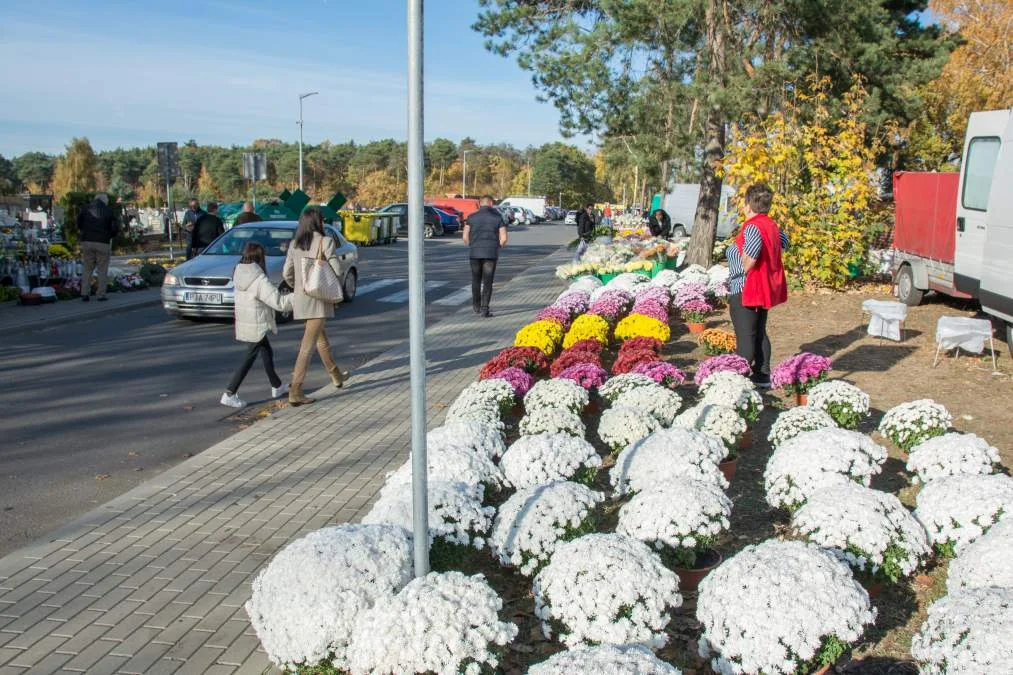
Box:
[672,225,687,239]
[343,269,357,303]
[896,264,924,306]
[424,224,435,238]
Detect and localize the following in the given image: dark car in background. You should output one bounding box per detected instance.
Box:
[377,203,445,238]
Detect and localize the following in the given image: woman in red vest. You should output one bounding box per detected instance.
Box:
[725,184,789,387]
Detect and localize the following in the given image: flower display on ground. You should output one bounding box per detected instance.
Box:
[617,480,733,567]
[599,373,661,402]
[633,360,687,389]
[613,386,683,426]
[488,481,604,576]
[791,482,930,582]
[699,380,764,423]
[535,305,573,331]
[612,347,662,375]
[914,473,1013,555]
[699,328,737,355]
[557,362,609,390]
[533,533,683,649]
[770,352,833,394]
[515,320,565,356]
[697,540,876,675]
[764,430,887,511]
[444,402,505,434]
[674,403,747,449]
[553,289,591,317]
[634,284,672,304]
[563,338,605,355]
[946,518,1013,592]
[878,399,952,451]
[527,645,683,674]
[245,524,413,671]
[566,275,601,295]
[630,298,669,323]
[805,380,870,429]
[598,405,663,451]
[479,346,550,379]
[910,587,1013,675]
[549,348,602,377]
[621,336,664,353]
[384,446,505,494]
[694,354,752,386]
[524,378,590,414]
[905,432,1001,484]
[347,571,518,675]
[454,379,516,414]
[519,407,586,438]
[488,366,534,398]
[612,434,730,494]
[679,298,713,324]
[427,421,507,460]
[697,370,755,394]
[673,282,709,308]
[588,293,630,323]
[767,406,838,448]
[363,481,493,549]
[563,314,611,348]
[500,432,602,489]
[615,313,671,343]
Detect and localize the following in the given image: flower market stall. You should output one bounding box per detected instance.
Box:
[555,236,686,283]
[241,264,1013,674]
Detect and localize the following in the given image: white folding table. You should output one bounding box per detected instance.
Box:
[933,316,997,370]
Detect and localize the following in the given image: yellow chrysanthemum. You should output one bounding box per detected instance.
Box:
[515,320,564,357]
[562,314,611,349]
[615,314,671,343]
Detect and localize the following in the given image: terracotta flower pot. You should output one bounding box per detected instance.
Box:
[676,548,722,593]
[584,398,602,415]
[718,457,737,482]
[687,322,706,334]
[737,429,753,451]
[863,580,884,600]
[509,402,524,418]
[796,393,809,406]
[811,663,833,675]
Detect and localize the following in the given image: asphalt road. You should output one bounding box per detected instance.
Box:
[0,223,574,556]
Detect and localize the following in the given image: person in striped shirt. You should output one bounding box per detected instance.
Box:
[725,184,789,387]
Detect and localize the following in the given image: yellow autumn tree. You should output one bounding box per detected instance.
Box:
[721,77,882,289]
[50,137,98,198]
[353,170,405,207]
[196,166,219,201]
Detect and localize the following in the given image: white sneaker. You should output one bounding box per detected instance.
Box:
[271,383,289,399]
[220,392,246,408]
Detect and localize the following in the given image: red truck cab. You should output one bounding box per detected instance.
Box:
[427,196,481,221]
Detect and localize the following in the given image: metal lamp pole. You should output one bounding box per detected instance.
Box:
[462,149,471,198]
[298,91,318,191]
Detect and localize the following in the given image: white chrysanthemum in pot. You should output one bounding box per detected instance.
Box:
[599,373,662,403]
[698,370,754,394]
[767,406,837,448]
[427,420,506,459]
[519,407,586,437]
[245,524,412,671]
[613,386,684,426]
[878,398,952,451]
[488,481,604,576]
[598,405,662,451]
[500,433,602,489]
[905,432,1001,484]
[792,482,930,582]
[362,480,493,549]
[697,540,876,675]
[914,473,1013,556]
[699,380,764,423]
[911,586,1013,675]
[527,645,682,674]
[674,403,747,449]
[612,434,730,494]
[805,380,870,429]
[947,518,1013,592]
[447,380,513,422]
[383,445,505,494]
[524,377,590,414]
[533,533,682,649]
[347,571,518,675]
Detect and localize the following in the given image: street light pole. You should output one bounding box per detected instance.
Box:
[298,91,318,192]
[461,149,471,198]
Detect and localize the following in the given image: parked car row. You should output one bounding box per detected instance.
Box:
[375,203,461,238]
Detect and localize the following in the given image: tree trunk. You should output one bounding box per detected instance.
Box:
[687,109,725,267]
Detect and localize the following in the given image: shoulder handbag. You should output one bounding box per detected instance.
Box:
[300,237,344,302]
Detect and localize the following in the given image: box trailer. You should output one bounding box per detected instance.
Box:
[892,108,1013,355]
[498,196,546,219]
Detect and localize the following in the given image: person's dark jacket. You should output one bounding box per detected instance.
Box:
[192,213,225,249]
[235,211,262,225]
[648,210,672,238]
[576,209,595,241]
[77,200,117,244]
[466,206,506,260]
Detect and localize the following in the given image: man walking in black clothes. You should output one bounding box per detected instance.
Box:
[463,195,508,317]
[190,202,225,257]
[78,193,118,302]
[576,202,596,241]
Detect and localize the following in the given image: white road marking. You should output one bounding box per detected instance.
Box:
[355,279,402,296]
[433,286,473,306]
[377,281,448,303]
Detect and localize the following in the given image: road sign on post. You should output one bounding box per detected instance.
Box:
[157,142,179,259]
[242,153,268,207]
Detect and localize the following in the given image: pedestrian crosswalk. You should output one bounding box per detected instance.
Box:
[354,278,474,306]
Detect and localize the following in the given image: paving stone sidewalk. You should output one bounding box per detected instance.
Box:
[0,248,571,674]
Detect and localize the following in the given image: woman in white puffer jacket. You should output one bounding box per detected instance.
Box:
[220,242,293,408]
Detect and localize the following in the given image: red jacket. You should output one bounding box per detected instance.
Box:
[736,214,787,309]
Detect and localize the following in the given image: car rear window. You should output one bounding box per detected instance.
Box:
[204,228,294,256]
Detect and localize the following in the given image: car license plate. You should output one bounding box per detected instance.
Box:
[184,292,222,304]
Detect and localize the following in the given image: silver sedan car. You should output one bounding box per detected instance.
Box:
[161,221,359,319]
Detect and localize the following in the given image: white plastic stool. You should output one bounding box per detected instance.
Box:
[862,299,908,341]
[933,316,996,370]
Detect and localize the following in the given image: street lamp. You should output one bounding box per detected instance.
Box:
[298,91,318,191]
[461,149,472,198]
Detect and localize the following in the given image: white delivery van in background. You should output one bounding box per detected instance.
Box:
[498,196,547,220]
[659,184,739,239]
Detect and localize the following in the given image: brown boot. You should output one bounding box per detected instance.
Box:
[328,366,349,388]
[288,385,315,407]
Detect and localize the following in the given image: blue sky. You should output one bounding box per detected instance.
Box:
[0,0,571,156]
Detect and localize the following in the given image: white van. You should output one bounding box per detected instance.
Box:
[659,184,738,239]
[498,196,546,220]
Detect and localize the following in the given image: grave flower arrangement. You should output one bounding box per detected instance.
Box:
[488,481,604,576]
[905,432,1001,484]
[914,473,1013,556]
[771,352,833,395]
[633,361,687,389]
[911,586,1013,675]
[805,380,870,429]
[499,433,602,489]
[878,399,952,451]
[696,540,876,675]
[694,354,751,386]
[533,533,683,649]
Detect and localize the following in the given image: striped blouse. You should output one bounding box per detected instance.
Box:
[725,224,790,295]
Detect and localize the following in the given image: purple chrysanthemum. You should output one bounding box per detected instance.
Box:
[557,362,609,390]
[694,354,752,386]
[771,352,833,393]
[632,361,687,389]
[490,367,535,397]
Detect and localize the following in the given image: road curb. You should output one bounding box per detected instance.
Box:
[0,293,162,336]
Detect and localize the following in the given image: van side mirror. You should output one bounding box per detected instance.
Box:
[957,216,965,232]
